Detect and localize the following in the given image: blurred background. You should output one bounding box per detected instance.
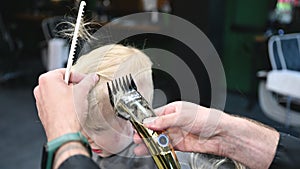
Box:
[1,0,300,168]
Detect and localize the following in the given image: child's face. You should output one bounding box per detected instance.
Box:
[86,117,134,157]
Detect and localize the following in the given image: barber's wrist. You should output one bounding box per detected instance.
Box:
[214,112,234,156]
[219,114,280,169]
[42,132,91,169]
[47,130,78,142]
[46,126,80,142]
[53,141,90,169]
[217,114,241,155]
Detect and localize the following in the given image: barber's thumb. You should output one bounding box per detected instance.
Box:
[76,73,99,95]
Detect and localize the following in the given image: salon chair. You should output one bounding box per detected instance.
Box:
[258,33,300,127]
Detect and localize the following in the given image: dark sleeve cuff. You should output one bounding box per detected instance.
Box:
[269,132,300,169]
[59,155,100,169]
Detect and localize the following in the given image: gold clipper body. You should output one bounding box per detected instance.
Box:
[107,75,181,169]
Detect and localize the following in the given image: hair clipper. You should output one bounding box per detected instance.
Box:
[107,75,181,169]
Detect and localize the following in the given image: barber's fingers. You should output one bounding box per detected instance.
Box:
[33,86,41,111]
[133,132,143,144]
[33,86,43,111]
[46,68,85,84]
[74,73,99,96]
[133,132,150,156]
[50,68,66,80]
[144,113,181,131]
[154,104,176,116]
[53,68,87,84]
[33,86,40,101]
[33,86,45,120]
[69,72,86,84]
[134,143,149,156]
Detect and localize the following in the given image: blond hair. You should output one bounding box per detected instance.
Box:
[72,44,153,132]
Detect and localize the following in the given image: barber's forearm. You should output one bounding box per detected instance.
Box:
[53,142,90,169]
[219,115,280,169]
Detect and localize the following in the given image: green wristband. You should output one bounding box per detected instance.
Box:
[41,132,91,169]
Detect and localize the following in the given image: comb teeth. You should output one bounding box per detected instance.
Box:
[122,76,128,91]
[107,82,114,107]
[129,74,137,90]
[107,74,138,108]
[64,1,86,83]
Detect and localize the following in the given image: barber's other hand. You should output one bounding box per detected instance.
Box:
[33,69,99,141]
[134,101,229,156]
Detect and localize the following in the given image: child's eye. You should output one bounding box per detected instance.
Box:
[94,126,108,132]
[94,127,103,132]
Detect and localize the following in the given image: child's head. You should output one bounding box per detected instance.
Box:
[72,44,153,157]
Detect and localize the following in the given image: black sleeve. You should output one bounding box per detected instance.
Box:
[58,155,100,169]
[269,132,300,169]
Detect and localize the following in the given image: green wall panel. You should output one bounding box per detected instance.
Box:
[223,0,270,93]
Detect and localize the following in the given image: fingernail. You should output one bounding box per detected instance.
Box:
[93,74,99,83]
[143,117,158,124]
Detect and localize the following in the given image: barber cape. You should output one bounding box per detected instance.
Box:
[92,142,237,169]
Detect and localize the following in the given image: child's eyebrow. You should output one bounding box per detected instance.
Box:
[93,125,108,132]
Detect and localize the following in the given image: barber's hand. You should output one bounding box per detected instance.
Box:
[134,101,229,156]
[33,69,99,141]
